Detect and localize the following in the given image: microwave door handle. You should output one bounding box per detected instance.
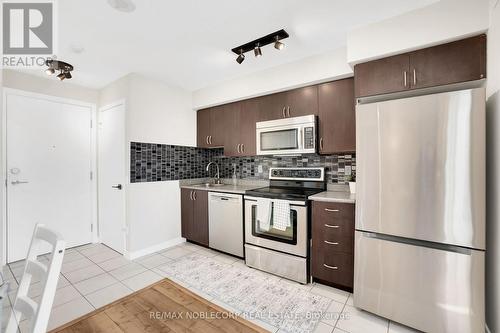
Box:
[298,128,303,149]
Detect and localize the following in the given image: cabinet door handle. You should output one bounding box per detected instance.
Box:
[403,71,408,87]
[282,106,286,118]
[190,190,194,200]
[287,106,290,117]
[241,144,245,153]
[320,138,324,151]
[193,191,197,200]
[206,136,209,145]
[324,208,340,212]
[209,136,212,144]
[324,240,339,245]
[413,69,417,86]
[323,264,338,270]
[237,144,241,153]
[324,224,339,228]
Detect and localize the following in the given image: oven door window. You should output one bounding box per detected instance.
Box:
[251,204,298,244]
[260,129,298,151]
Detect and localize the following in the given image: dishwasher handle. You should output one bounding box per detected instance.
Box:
[209,193,242,202]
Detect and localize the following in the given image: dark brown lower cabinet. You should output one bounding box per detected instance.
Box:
[311,201,355,290]
[181,188,209,246]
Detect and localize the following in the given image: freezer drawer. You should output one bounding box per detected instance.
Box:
[353,231,485,333]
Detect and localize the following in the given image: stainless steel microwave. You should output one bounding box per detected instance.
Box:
[256,115,316,155]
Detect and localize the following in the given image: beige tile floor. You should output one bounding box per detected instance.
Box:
[1,242,420,333]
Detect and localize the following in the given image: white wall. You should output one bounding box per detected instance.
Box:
[127,74,195,146]
[486,1,500,332]
[347,0,490,65]
[3,69,99,104]
[126,74,194,256]
[99,74,195,258]
[192,47,352,109]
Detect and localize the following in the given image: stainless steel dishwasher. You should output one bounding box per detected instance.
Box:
[208,192,244,258]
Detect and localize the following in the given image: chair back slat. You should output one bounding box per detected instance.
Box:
[25,260,48,281]
[6,224,65,333]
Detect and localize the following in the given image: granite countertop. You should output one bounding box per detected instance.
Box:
[180,178,268,194]
[308,190,356,204]
[180,183,263,195]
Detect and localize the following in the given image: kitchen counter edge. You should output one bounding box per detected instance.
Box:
[180,184,262,195]
[308,191,356,204]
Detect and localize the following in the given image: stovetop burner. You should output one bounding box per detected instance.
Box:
[245,167,326,201]
[245,186,324,200]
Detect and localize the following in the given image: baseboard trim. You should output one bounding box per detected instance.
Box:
[125,237,185,260]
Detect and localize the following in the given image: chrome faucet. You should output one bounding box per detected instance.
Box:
[206,162,222,184]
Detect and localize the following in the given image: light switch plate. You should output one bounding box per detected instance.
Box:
[258,165,263,173]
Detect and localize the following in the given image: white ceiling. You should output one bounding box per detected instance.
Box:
[50,0,437,91]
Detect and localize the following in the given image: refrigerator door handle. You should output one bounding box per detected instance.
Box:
[361,231,473,255]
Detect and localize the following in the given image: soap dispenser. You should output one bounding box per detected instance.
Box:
[232,163,238,186]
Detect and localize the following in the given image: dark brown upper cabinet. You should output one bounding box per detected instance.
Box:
[223,98,260,157]
[285,85,319,118]
[354,54,410,97]
[259,92,287,121]
[238,99,260,156]
[209,104,232,147]
[259,86,318,121]
[197,108,211,148]
[318,78,355,154]
[409,35,486,90]
[354,35,486,98]
[181,188,209,246]
[197,103,237,148]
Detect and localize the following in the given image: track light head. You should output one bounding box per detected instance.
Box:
[64,71,72,79]
[45,67,55,75]
[274,36,285,50]
[57,71,66,81]
[254,44,262,57]
[236,50,245,64]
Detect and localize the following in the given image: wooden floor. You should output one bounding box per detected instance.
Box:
[50,279,268,333]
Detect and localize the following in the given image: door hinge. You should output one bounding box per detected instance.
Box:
[91,224,93,232]
[90,119,93,128]
[90,171,93,180]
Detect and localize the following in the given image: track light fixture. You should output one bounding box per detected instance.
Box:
[274,36,285,50]
[45,59,74,81]
[254,44,262,57]
[236,49,245,64]
[232,29,289,64]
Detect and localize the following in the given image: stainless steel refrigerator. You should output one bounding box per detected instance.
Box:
[354,88,485,333]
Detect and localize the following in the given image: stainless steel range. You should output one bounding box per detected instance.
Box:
[244,167,325,284]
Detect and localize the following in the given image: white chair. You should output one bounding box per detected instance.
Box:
[6,224,65,333]
[0,271,9,333]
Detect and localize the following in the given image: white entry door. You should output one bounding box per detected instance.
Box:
[98,102,126,254]
[6,91,94,263]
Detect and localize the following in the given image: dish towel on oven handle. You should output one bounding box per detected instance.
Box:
[256,198,272,231]
[273,199,291,231]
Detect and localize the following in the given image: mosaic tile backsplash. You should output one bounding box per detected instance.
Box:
[130,142,355,184]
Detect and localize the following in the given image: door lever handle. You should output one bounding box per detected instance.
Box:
[112,184,123,190]
[11,180,29,185]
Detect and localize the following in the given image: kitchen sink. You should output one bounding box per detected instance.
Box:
[198,183,226,188]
